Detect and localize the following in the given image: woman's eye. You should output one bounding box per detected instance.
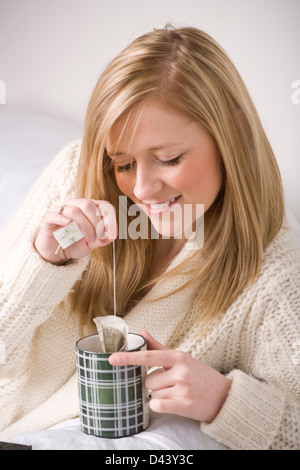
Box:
[116,154,183,173]
[116,162,135,173]
[160,154,183,167]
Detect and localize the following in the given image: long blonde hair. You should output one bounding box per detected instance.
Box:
[69,25,284,330]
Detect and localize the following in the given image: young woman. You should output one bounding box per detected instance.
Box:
[0,26,299,449]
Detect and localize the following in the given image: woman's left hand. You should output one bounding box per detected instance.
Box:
[109,330,232,423]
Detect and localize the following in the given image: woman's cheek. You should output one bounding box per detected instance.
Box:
[115,173,131,197]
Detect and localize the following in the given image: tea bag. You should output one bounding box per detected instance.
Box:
[93,316,128,353]
[53,221,84,253]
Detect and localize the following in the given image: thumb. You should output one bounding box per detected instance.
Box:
[94,201,118,240]
[139,329,169,351]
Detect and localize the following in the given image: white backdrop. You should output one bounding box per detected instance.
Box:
[0,0,299,237]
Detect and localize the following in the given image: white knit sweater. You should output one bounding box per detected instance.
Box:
[0,140,299,449]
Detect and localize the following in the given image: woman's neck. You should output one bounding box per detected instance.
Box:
[150,237,187,279]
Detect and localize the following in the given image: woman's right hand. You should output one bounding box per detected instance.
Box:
[34,199,118,265]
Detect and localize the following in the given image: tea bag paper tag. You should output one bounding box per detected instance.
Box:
[93,316,128,353]
[53,221,84,249]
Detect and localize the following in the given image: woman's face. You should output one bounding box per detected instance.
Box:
[106,99,223,238]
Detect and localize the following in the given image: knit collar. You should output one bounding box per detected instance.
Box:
[125,234,202,346]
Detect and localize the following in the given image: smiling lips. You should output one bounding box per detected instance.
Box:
[145,195,181,215]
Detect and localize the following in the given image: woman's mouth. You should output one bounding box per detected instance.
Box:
[145,195,181,215]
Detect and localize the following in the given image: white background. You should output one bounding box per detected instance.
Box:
[0,0,299,232]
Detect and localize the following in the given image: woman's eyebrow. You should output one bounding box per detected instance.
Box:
[107,151,128,158]
[108,142,184,157]
[147,142,184,151]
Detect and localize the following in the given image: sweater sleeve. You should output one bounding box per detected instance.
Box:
[201,267,300,450]
[0,140,89,374]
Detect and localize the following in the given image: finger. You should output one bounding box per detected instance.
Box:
[61,205,98,243]
[109,349,176,369]
[95,216,117,241]
[151,387,175,400]
[150,398,185,416]
[63,198,100,223]
[146,368,176,390]
[64,199,118,240]
[42,212,72,230]
[62,199,118,241]
[139,330,169,351]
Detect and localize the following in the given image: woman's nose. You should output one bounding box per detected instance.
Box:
[133,164,163,202]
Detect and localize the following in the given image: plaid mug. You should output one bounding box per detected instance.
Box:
[75,332,150,438]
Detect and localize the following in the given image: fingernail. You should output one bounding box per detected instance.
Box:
[107,228,118,240]
[89,235,96,242]
[109,354,119,365]
[62,217,70,224]
[96,220,106,239]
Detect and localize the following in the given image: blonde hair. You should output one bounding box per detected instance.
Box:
[69,25,284,330]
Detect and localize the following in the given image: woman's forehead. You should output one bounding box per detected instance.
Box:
[106,99,196,154]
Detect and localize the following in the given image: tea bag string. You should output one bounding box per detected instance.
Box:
[113,239,116,316]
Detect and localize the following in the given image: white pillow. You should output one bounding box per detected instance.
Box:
[0,105,82,230]
[6,413,229,450]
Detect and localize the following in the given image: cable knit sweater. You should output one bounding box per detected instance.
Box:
[0,140,299,449]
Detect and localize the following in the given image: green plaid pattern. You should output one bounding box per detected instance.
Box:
[76,344,145,438]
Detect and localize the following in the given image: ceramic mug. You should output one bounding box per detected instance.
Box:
[75,332,150,438]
